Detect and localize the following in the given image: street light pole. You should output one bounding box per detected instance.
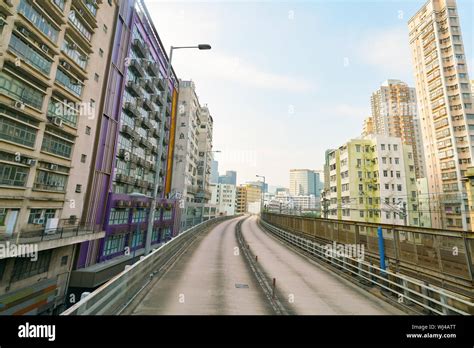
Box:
[256,175,266,214]
[145,43,211,255]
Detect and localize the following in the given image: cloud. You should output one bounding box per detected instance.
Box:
[357,26,413,77]
[174,52,314,92]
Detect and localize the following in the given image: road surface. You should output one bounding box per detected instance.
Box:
[241,215,403,315]
[132,216,273,314]
[131,215,403,315]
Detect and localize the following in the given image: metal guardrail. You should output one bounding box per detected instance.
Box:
[0,222,100,243]
[61,215,237,315]
[260,219,474,315]
[262,213,474,296]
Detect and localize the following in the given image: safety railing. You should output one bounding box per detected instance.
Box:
[260,219,474,315]
[61,215,238,315]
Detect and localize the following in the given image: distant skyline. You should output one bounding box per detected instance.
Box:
[146,0,474,187]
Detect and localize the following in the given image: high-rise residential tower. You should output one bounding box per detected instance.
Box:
[370,79,426,179]
[408,0,474,230]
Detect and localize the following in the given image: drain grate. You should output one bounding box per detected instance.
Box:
[235,283,249,289]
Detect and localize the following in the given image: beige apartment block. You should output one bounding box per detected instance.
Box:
[409,0,474,231]
[362,116,374,137]
[370,79,426,179]
[0,0,116,314]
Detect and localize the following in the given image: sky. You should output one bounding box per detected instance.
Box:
[145,0,474,188]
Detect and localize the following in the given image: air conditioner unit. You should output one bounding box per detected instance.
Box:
[13,100,25,110]
[49,163,59,170]
[53,117,63,128]
[32,218,45,225]
[26,159,37,166]
[19,27,30,37]
[61,61,71,70]
[67,42,77,50]
[40,44,49,53]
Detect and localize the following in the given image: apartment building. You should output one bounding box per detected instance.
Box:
[67,0,180,298]
[370,79,426,178]
[172,80,201,203]
[409,0,474,230]
[235,185,246,214]
[289,169,322,196]
[195,105,214,203]
[327,135,418,226]
[235,183,261,214]
[0,0,117,314]
[362,116,375,137]
[210,183,236,216]
[171,81,218,230]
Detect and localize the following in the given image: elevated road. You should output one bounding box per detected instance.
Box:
[129,216,402,315]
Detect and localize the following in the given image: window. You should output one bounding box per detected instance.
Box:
[94,73,99,82]
[11,250,52,282]
[60,255,68,266]
[0,72,44,109]
[393,144,398,151]
[383,170,388,177]
[132,209,147,223]
[18,0,59,42]
[385,183,389,189]
[75,184,82,193]
[109,208,129,225]
[99,48,104,57]
[48,99,78,127]
[355,145,361,152]
[396,171,401,178]
[85,126,91,135]
[41,132,73,158]
[81,154,87,163]
[103,234,125,256]
[395,157,399,164]
[34,170,67,192]
[9,33,52,74]
[103,24,108,33]
[382,157,386,164]
[381,144,385,150]
[0,163,29,187]
[397,184,402,191]
[359,211,364,218]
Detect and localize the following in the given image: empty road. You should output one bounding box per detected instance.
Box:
[131,215,403,315]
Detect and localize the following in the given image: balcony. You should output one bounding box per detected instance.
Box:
[142,98,154,112]
[142,117,153,129]
[154,78,165,92]
[0,219,104,252]
[126,80,143,97]
[164,119,170,131]
[121,124,134,138]
[150,128,160,139]
[143,79,154,93]
[152,93,164,107]
[150,110,162,122]
[146,62,160,77]
[130,59,146,77]
[124,101,141,118]
[132,39,148,59]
